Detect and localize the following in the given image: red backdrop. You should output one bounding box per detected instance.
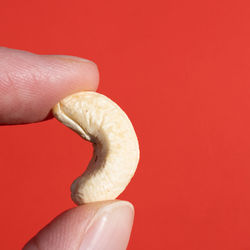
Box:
[1,0,250,249]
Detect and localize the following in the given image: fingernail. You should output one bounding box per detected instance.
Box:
[80,201,134,250]
[46,54,94,64]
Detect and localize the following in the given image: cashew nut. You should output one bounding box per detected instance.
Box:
[52,91,140,205]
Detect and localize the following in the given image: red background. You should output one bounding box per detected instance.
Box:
[1,0,250,249]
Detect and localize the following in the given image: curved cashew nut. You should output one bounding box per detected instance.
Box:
[52,91,140,205]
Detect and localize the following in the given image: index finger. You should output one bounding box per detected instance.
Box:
[0,47,99,124]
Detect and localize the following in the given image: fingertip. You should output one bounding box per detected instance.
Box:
[0,48,100,124]
[44,54,100,93]
[23,200,134,250]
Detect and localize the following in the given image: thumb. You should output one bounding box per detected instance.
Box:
[23,200,134,250]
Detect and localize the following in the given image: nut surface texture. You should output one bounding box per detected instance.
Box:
[52,91,140,205]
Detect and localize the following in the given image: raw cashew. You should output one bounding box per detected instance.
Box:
[52,91,140,205]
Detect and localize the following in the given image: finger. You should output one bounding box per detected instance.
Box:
[23,200,134,250]
[0,47,99,124]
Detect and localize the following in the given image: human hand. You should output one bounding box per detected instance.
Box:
[0,47,134,250]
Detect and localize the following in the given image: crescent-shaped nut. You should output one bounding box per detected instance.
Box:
[52,91,140,205]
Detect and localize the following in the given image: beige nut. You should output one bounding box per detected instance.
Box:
[52,91,140,205]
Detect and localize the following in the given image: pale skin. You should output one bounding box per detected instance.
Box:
[0,47,134,250]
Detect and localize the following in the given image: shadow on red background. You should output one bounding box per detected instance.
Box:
[1,0,250,249]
